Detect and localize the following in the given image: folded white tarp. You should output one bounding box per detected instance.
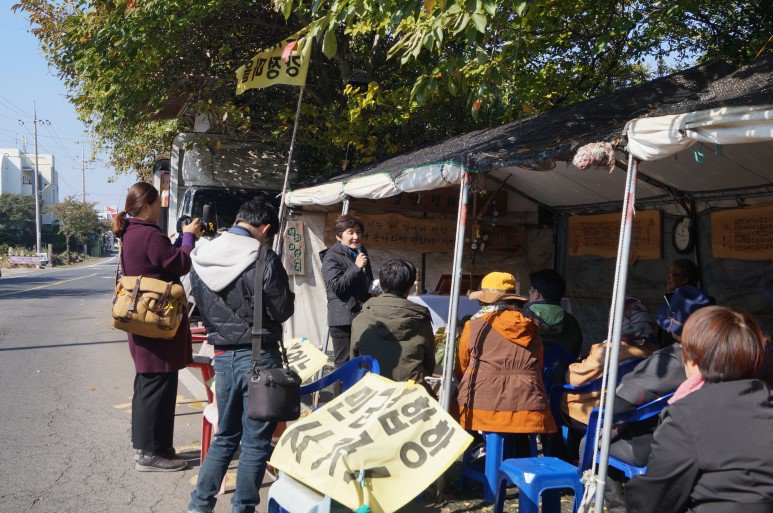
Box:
[286,162,464,207]
[626,105,773,161]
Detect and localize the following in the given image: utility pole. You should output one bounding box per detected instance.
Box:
[81,146,86,203]
[32,102,42,254]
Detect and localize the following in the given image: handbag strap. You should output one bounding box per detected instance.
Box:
[251,243,291,369]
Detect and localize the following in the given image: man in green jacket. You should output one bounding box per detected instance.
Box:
[525,268,586,358]
[351,259,436,385]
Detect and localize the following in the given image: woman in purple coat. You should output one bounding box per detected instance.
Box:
[112,182,203,471]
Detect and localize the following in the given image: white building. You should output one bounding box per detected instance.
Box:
[0,148,59,224]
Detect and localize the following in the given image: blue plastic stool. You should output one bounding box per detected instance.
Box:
[493,457,583,513]
[459,433,539,503]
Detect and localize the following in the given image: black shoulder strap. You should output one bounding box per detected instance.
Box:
[252,243,269,361]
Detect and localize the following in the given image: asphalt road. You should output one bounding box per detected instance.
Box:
[0,257,243,513]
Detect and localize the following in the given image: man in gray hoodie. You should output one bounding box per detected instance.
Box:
[187,198,294,513]
[351,259,435,386]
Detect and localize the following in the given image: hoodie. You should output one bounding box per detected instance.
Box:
[525,302,585,358]
[350,293,435,383]
[189,228,294,348]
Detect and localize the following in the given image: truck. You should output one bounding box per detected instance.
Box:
[154,132,296,237]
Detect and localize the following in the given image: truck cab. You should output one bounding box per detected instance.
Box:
[156,132,296,237]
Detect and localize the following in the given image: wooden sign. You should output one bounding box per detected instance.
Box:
[324,212,524,254]
[350,186,507,215]
[284,220,306,275]
[568,209,662,259]
[711,204,773,260]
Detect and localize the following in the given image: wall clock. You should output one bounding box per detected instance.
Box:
[672,216,695,254]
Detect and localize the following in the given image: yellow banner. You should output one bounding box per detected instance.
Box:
[285,337,328,382]
[711,204,773,260]
[269,374,473,513]
[236,40,310,94]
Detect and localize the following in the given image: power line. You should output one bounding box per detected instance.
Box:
[0,93,32,117]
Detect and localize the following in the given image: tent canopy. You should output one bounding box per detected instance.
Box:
[287,56,773,211]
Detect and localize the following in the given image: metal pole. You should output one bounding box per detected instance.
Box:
[341,197,350,215]
[593,155,639,513]
[81,146,86,203]
[440,172,469,411]
[32,102,42,254]
[274,87,305,257]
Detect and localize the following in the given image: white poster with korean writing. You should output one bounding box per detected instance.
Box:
[285,337,328,382]
[269,374,473,513]
[284,220,306,275]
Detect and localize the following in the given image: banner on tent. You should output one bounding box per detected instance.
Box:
[285,337,327,382]
[235,40,310,94]
[568,209,662,259]
[269,374,472,513]
[284,220,306,275]
[711,204,773,260]
[350,187,508,215]
[324,212,525,254]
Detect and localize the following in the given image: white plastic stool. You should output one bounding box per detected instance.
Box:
[267,472,331,513]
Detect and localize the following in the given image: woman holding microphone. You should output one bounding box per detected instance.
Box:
[113,182,203,471]
[321,214,374,369]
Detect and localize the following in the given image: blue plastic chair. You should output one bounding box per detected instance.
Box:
[460,432,539,503]
[494,457,584,513]
[299,355,380,396]
[548,358,643,444]
[579,393,675,478]
[542,342,577,393]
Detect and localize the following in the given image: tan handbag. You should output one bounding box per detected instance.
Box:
[112,275,187,339]
[112,245,186,339]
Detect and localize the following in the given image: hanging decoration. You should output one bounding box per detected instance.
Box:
[572,142,616,172]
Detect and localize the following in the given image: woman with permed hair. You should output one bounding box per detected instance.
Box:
[320,214,374,369]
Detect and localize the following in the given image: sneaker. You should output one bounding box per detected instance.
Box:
[135,453,186,472]
[134,447,177,461]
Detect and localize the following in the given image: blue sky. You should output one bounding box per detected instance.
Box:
[0,2,130,212]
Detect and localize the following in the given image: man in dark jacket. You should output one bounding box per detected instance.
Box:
[188,198,294,513]
[351,259,435,385]
[524,268,585,358]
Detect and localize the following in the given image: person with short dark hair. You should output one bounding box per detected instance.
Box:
[626,306,773,513]
[524,268,585,358]
[351,259,435,385]
[320,214,374,369]
[666,259,701,292]
[188,197,295,513]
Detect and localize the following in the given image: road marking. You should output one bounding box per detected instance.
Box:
[179,368,209,402]
[0,272,98,298]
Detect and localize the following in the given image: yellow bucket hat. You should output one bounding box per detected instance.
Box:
[469,272,528,304]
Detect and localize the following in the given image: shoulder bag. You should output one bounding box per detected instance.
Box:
[247,243,301,422]
[112,243,187,339]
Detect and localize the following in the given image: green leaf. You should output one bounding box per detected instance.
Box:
[322,28,338,59]
[516,2,527,16]
[282,0,293,21]
[448,79,458,96]
[471,12,487,32]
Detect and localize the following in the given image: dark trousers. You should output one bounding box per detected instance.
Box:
[131,371,178,453]
[329,325,352,369]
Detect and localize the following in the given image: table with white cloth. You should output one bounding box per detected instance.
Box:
[406,294,482,334]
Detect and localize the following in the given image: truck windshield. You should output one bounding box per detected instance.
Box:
[190,188,278,230]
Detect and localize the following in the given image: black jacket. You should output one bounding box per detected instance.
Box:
[320,243,373,327]
[190,249,294,349]
[626,379,773,513]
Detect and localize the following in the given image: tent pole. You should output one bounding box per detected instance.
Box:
[593,155,639,513]
[313,197,350,407]
[434,171,468,502]
[274,86,305,258]
[440,172,470,411]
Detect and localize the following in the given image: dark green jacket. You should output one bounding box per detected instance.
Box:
[351,294,435,383]
[525,302,585,358]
